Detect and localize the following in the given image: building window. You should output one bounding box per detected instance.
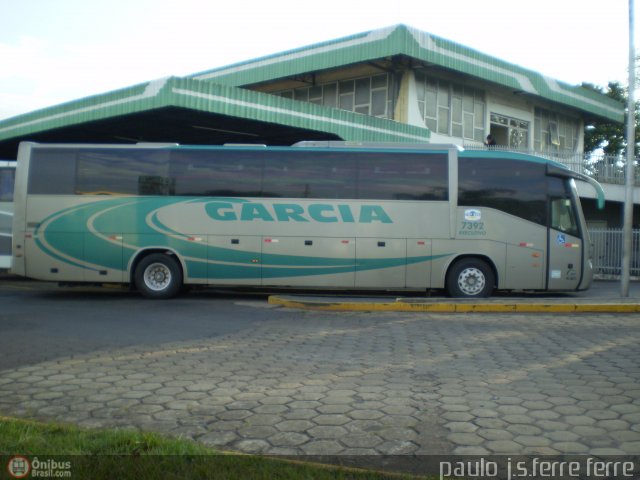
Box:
[415,72,485,141]
[534,108,578,152]
[489,113,529,148]
[274,73,393,119]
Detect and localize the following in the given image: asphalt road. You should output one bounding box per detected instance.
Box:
[1,279,637,371]
[0,281,278,370]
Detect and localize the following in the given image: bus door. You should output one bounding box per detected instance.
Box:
[547,187,582,290]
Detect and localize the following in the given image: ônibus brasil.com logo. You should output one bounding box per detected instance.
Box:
[7,456,72,478]
[7,456,30,478]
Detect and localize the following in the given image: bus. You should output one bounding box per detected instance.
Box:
[0,160,16,269]
[11,141,604,299]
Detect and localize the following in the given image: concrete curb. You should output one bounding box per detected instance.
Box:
[268,296,640,313]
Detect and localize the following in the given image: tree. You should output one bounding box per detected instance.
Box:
[582,81,640,156]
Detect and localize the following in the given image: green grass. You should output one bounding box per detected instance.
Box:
[0,416,422,479]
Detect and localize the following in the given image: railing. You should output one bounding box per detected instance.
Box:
[463,144,640,187]
[589,228,640,278]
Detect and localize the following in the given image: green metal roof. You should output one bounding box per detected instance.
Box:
[191,24,624,123]
[0,76,429,153]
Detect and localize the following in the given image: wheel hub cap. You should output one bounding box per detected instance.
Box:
[144,263,171,291]
[458,267,485,296]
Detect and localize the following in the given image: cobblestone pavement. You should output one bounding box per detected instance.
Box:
[1,303,639,456]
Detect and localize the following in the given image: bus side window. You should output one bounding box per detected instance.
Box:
[357,152,447,200]
[458,157,546,225]
[29,149,77,195]
[0,169,14,201]
[262,151,357,199]
[76,149,170,195]
[170,150,263,197]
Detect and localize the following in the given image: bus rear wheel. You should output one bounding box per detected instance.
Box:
[134,253,183,299]
[447,258,494,298]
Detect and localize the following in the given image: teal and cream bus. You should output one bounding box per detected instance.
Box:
[11,141,604,299]
[0,160,16,269]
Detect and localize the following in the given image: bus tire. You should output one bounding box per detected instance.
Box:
[446,258,494,298]
[134,253,183,299]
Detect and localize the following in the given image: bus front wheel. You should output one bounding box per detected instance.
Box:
[446,258,494,298]
[134,253,183,299]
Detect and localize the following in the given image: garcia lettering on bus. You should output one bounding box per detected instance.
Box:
[205,201,393,223]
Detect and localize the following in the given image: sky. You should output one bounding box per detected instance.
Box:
[0,0,636,120]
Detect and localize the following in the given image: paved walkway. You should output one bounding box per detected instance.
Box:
[1,305,639,457]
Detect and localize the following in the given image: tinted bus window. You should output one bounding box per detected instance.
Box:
[170,149,263,197]
[0,168,15,201]
[357,153,448,200]
[262,151,357,199]
[76,149,171,195]
[28,149,77,195]
[28,146,450,201]
[459,157,546,225]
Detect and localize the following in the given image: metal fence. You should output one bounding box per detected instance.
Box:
[463,145,640,187]
[589,228,640,278]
